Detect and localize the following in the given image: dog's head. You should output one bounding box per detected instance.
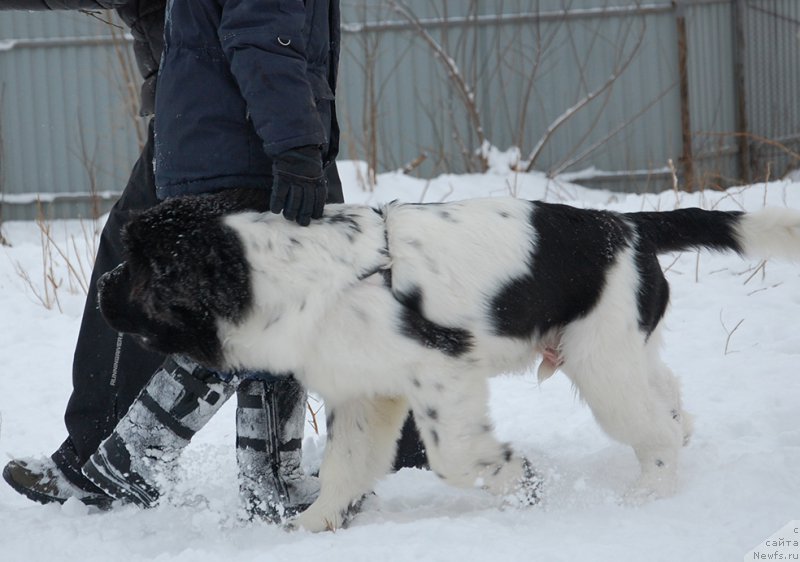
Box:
[98,192,257,369]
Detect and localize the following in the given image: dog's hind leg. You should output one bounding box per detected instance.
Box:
[291,395,408,532]
[407,374,542,506]
[644,331,694,446]
[560,318,686,502]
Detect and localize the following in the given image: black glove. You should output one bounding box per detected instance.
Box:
[270,145,328,227]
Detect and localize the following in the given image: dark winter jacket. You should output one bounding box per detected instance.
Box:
[153,0,342,199]
[1,0,165,116]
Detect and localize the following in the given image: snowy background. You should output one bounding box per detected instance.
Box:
[0,159,798,561]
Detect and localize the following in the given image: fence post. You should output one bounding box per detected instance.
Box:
[674,0,694,191]
[731,0,752,184]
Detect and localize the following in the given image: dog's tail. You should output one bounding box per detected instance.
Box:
[627,207,800,260]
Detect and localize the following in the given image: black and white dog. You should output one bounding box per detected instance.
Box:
[98,190,800,531]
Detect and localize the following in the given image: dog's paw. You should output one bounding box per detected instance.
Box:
[503,458,544,509]
[621,485,658,506]
[286,495,367,533]
[622,475,677,506]
[287,506,345,533]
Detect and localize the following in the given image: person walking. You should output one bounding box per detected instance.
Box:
[2,0,426,521]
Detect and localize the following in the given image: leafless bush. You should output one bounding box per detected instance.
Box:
[345,0,669,183]
[14,200,99,311]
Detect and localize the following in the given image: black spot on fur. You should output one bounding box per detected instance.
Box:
[395,288,473,357]
[326,411,335,441]
[426,407,438,421]
[323,212,364,243]
[502,445,513,462]
[412,378,421,388]
[324,212,363,231]
[491,202,631,338]
[438,210,459,223]
[430,429,440,447]
[655,459,665,468]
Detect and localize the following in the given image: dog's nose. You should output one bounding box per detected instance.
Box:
[98,262,129,293]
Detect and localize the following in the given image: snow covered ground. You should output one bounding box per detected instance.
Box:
[1,162,798,561]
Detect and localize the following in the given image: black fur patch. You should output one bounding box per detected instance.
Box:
[322,211,364,243]
[491,202,631,338]
[633,242,670,336]
[98,191,256,369]
[627,209,744,254]
[394,288,473,357]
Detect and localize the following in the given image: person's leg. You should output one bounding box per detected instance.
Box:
[82,356,234,506]
[54,120,165,486]
[3,121,164,504]
[236,376,319,522]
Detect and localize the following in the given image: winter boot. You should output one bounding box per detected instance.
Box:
[3,457,111,508]
[236,376,319,523]
[81,355,234,507]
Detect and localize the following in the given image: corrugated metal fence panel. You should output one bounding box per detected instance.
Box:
[337,0,799,193]
[743,0,800,181]
[685,0,738,189]
[1,1,797,219]
[0,10,144,221]
[338,0,688,193]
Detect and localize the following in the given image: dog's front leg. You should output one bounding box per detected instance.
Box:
[290,396,409,532]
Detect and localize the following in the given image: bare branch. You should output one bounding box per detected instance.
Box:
[525,16,648,172]
[389,0,487,170]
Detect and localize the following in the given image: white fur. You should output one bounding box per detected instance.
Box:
[739,207,800,260]
[214,199,799,531]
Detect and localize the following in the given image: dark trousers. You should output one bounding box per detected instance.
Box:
[52,121,165,489]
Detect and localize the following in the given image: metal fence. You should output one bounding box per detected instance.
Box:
[0,1,798,220]
[0,10,145,220]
